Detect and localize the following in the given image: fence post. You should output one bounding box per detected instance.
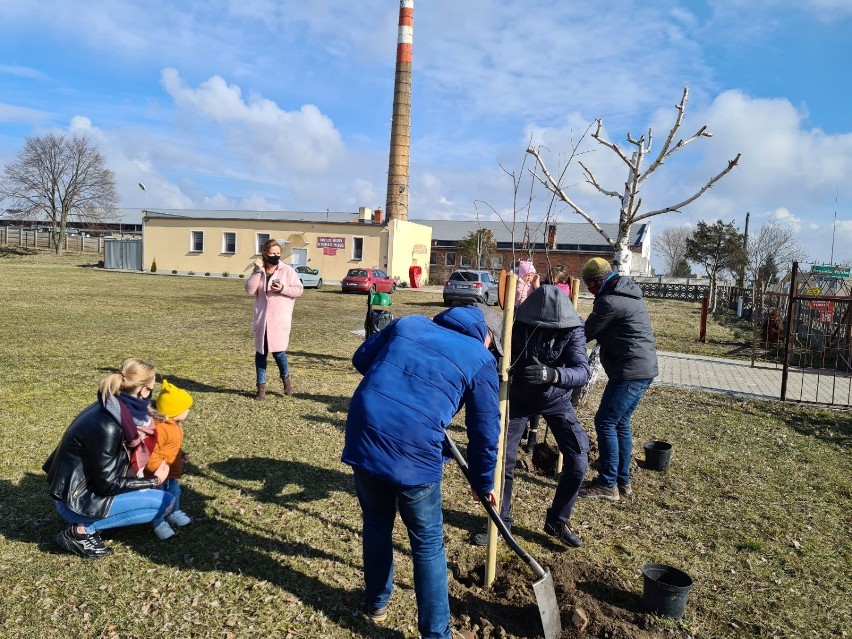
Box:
[780,261,799,401]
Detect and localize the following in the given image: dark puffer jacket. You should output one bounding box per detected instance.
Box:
[584,275,658,381]
[510,285,590,408]
[342,306,501,493]
[44,401,157,518]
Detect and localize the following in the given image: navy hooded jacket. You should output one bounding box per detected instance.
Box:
[510,285,590,408]
[342,306,501,493]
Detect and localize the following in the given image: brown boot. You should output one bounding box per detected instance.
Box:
[255,383,266,400]
[282,375,293,395]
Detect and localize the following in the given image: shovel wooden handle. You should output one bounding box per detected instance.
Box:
[445,432,548,581]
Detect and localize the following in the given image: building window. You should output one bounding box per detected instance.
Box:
[460,253,472,267]
[190,231,204,252]
[256,233,270,254]
[222,232,236,254]
[490,254,503,269]
[429,251,438,266]
[446,252,456,267]
[353,237,364,261]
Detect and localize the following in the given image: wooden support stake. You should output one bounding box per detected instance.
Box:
[485,272,517,588]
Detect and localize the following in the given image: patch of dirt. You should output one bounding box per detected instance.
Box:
[450,556,671,639]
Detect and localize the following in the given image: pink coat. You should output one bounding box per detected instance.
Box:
[245,263,304,353]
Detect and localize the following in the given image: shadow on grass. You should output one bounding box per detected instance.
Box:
[0,472,60,551]
[298,392,352,414]
[785,411,852,448]
[288,350,352,363]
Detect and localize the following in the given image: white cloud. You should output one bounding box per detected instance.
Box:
[0,103,50,124]
[161,68,344,175]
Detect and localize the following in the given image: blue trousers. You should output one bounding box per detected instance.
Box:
[502,400,589,528]
[256,334,289,383]
[353,471,451,639]
[594,378,653,487]
[55,489,175,534]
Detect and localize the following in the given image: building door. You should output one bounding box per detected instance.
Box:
[291,247,308,267]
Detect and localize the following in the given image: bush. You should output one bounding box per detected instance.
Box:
[188,271,195,276]
[222,271,229,278]
[150,258,158,273]
[239,274,245,279]
[171,269,177,275]
[204,272,211,277]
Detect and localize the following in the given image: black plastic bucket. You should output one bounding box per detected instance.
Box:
[641,563,693,619]
[643,441,672,471]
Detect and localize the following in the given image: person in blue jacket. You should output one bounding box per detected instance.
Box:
[342,305,501,639]
[474,285,590,548]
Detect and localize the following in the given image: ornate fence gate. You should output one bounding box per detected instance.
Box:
[752,262,852,406]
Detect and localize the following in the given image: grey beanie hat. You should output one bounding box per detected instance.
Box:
[474,303,504,357]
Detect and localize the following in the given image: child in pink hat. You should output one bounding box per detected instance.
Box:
[515,260,540,307]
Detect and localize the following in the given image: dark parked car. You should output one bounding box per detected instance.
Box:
[443,270,499,306]
[341,268,396,294]
[294,265,322,289]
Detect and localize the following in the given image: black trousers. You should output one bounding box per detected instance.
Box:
[499,400,589,529]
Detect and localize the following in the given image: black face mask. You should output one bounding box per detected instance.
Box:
[266,255,281,265]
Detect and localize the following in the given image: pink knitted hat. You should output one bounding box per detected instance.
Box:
[517,260,536,278]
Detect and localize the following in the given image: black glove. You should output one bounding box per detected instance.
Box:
[523,356,558,385]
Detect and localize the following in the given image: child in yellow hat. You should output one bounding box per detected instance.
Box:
[146,379,194,539]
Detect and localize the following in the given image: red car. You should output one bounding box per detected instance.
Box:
[341,268,396,294]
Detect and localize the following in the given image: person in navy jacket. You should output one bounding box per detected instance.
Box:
[342,305,500,639]
[477,285,590,549]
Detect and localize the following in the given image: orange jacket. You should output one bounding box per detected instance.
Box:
[144,418,185,479]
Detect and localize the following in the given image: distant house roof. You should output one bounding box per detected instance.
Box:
[143,209,360,224]
[411,219,647,248]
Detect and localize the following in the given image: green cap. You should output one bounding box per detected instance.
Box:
[371,292,392,307]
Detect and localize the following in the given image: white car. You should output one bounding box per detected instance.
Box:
[294,266,323,289]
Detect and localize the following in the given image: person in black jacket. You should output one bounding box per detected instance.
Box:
[578,258,658,502]
[44,358,177,558]
[474,285,590,548]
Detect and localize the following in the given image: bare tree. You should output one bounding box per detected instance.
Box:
[527,87,741,274]
[746,220,808,284]
[0,133,118,255]
[653,225,692,276]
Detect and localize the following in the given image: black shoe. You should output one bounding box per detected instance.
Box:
[56,524,113,559]
[472,526,504,547]
[543,520,582,548]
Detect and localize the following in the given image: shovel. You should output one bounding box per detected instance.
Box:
[445,432,562,639]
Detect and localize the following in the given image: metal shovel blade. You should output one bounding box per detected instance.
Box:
[532,570,561,639]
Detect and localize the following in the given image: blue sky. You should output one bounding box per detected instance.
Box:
[2,0,851,268]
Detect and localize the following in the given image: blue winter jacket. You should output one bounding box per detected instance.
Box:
[342,306,501,493]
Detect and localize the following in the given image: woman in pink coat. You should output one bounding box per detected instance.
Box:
[245,239,304,400]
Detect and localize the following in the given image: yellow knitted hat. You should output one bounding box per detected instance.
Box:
[582,257,613,282]
[156,379,194,418]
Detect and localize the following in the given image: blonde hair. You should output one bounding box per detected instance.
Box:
[98,358,157,400]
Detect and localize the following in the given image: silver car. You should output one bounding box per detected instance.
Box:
[443,270,499,306]
[294,266,323,289]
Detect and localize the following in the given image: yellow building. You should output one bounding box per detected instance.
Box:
[142,208,432,283]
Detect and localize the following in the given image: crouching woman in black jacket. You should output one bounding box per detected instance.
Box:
[44,358,176,558]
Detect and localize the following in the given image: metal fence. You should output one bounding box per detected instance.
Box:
[751,263,852,406]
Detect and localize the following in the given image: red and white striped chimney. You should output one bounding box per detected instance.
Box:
[385,0,413,222]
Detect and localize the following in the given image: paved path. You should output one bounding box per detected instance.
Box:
[654,351,852,406]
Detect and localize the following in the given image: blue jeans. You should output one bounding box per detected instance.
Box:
[353,471,451,639]
[55,489,175,534]
[594,378,653,487]
[161,479,182,513]
[256,334,289,384]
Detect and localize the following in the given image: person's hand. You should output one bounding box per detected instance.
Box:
[523,356,558,385]
[471,489,498,508]
[529,272,541,288]
[153,461,170,485]
[253,257,264,271]
[270,279,283,291]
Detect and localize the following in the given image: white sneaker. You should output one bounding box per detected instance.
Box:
[153,521,176,540]
[166,510,192,527]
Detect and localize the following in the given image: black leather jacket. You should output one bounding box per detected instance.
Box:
[43,401,157,518]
